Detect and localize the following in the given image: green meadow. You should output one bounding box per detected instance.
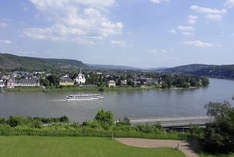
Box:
[0,136,185,157]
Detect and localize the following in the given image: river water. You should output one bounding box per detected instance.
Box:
[0,78,233,121]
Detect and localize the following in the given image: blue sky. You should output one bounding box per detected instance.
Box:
[0,0,234,68]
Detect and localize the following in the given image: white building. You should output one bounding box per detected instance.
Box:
[14,78,40,87]
[75,70,86,85]
[0,80,5,88]
[108,80,116,88]
[7,78,15,88]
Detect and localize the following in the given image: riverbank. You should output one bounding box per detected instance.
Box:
[3,86,151,93]
[2,86,200,93]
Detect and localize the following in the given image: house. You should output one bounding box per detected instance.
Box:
[121,80,127,86]
[154,79,162,85]
[108,80,116,88]
[75,70,86,85]
[59,77,74,86]
[7,78,15,88]
[0,80,5,88]
[14,78,40,87]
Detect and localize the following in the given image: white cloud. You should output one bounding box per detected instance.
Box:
[0,40,12,44]
[25,0,123,45]
[111,40,126,47]
[206,14,223,21]
[150,0,169,4]
[149,49,168,54]
[184,40,221,48]
[30,0,116,8]
[182,32,193,36]
[168,29,176,34]
[0,22,8,28]
[188,15,198,24]
[190,5,227,14]
[177,25,194,31]
[225,0,234,8]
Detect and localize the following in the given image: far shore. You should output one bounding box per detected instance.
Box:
[0,85,201,93]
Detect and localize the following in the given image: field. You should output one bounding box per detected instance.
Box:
[0,136,185,157]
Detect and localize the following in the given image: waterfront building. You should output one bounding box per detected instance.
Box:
[75,70,86,85]
[121,80,127,86]
[14,78,40,87]
[7,78,15,88]
[0,80,5,88]
[59,77,74,86]
[108,80,116,88]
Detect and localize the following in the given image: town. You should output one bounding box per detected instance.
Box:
[0,69,209,91]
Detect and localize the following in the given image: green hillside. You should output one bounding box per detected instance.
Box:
[0,53,88,71]
[161,64,234,79]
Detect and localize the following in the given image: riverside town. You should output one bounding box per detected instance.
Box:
[0,70,209,92]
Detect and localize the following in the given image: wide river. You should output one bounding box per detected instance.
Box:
[0,78,233,121]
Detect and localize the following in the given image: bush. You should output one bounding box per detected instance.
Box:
[7,116,22,127]
[201,101,234,153]
[95,109,114,126]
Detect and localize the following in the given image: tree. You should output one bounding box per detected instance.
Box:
[201,77,209,87]
[59,115,69,123]
[40,78,50,87]
[202,101,234,153]
[161,82,168,89]
[47,75,59,87]
[95,109,114,126]
[7,116,21,127]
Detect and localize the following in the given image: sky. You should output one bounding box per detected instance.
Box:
[0,0,234,68]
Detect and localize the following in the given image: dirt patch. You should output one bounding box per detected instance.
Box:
[116,138,199,157]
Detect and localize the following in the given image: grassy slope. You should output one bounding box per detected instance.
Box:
[0,53,87,71]
[0,136,185,157]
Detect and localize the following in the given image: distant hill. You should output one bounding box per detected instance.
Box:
[0,53,87,71]
[88,64,142,71]
[159,64,234,79]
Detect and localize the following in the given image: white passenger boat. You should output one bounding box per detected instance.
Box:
[65,94,104,101]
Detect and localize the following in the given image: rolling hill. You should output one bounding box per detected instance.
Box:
[0,53,88,71]
[159,64,234,79]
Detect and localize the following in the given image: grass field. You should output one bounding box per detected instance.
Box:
[0,136,185,157]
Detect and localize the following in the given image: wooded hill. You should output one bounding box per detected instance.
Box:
[159,64,234,79]
[0,53,88,72]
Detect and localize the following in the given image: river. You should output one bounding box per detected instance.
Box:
[0,78,233,121]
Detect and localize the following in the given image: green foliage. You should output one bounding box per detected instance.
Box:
[201,77,209,87]
[0,110,188,140]
[95,109,114,127]
[116,117,131,126]
[40,78,50,87]
[163,64,234,79]
[0,53,87,71]
[7,116,22,127]
[59,115,69,123]
[201,101,234,153]
[204,101,231,119]
[47,75,59,87]
[188,124,203,140]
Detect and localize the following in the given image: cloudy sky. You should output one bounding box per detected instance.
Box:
[0,0,234,68]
